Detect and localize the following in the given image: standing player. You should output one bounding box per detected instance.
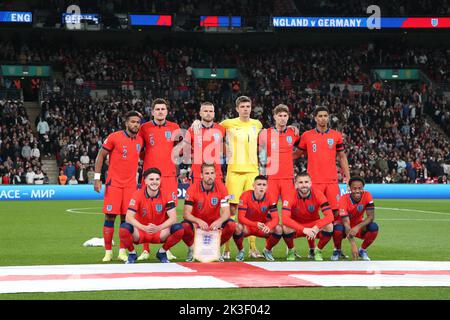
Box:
[259,104,302,258]
[281,172,334,261]
[137,98,181,261]
[332,177,378,261]
[298,106,350,259]
[220,96,264,259]
[234,175,283,261]
[119,168,184,264]
[94,111,143,262]
[181,163,237,262]
[259,104,300,199]
[184,102,226,183]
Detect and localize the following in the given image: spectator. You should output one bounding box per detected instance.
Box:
[80,151,90,166]
[25,167,35,185]
[76,164,88,184]
[68,175,79,185]
[34,168,45,185]
[64,161,76,179]
[58,170,68,185]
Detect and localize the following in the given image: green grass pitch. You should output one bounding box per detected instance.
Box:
[1,199,450,300]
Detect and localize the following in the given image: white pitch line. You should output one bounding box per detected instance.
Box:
[377,207,450,216]
[66,207,102,215]
[378,218,450,222]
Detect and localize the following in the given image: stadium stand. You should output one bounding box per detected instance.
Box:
[29,41,449,184]
[0,99,46,185]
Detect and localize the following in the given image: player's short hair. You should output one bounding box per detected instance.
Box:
[273,104,290,116]
[295,171,311,180]
[201,162,216,173]
[314,106,329,117]
[235,95,251,108]
[348,176,365,187]
[124,110,142,121]
[254,175,268,182]
[151,98,169,110]
[143,167,162,179]
[200,101,214,110]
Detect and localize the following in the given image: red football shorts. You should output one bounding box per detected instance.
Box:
[313,182,341,211]
[103,185,136,215]
[137,230,162,244]
[244,225,273,238]
[268,178,295,200]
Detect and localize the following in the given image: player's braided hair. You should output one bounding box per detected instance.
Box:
[348,176,365,186]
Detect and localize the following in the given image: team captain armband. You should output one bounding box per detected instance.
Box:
[220,197,230,208]
[366,201,375,209]
[336,143,344,151]
[166,201,176,210]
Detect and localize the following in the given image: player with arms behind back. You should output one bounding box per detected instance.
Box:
[333,177,379,261]
[184,102,226,183]
[298,106,350,259]
[137,98,182,261]
[94,111,143,262]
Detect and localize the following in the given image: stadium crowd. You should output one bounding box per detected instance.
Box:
[1,40,449,184]
[0,99,48,185]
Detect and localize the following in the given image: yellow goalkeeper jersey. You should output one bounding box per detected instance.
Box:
[220,117,263,173]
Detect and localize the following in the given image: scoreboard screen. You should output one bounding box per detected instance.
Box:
[0,11,32,23]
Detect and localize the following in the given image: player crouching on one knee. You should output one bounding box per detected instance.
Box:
[233,175,283,262]
[181,163,238,262]
[332,177,378,261]
[119,168,184,264]
[281,172,334,261]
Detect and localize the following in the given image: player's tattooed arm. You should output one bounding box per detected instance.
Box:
[355,207,375,233]
[338,151,350,183]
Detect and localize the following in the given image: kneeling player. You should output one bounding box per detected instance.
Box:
[119,168,184,264]
[181,163,237,262]
[234,175,282,261]
[281,172,334,261]
[332,177,378,261]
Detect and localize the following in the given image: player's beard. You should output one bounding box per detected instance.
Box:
[298,187,310,196]
[128,126,139,134]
